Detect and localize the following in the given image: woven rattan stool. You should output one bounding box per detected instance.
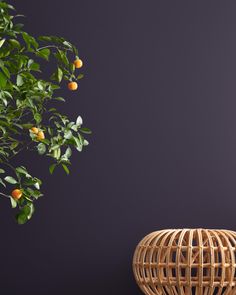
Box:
[133,229,236,295]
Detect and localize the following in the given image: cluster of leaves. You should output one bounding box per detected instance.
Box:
[0,166,42,224]
[0,2,91,223]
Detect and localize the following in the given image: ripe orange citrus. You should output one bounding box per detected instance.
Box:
[11,189,22,200]
[73,59,83,69]
[68,81,78,91]
[37,131,45,141]
[31,127,39,134]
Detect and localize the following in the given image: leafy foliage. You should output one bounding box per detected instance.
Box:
[0,2,91,224]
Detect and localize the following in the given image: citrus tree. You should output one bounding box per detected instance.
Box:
[0,2,91,224]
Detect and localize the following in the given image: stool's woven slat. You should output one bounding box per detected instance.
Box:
[133,229,236,295]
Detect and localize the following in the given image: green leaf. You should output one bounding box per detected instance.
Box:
[50,144,60,151]
[29,62,40,71]
[27,59,34,67]
[55,49,69,65]
[49,163,56,174]
[83,140,89,146]
[80,127,92,134]
[76,116,83,126]
[34,182,40,190]
[53,148,61,160]
[1,66,10,78]
[41,139,50,145]
[65,147,72,158]
[63,40,72,48]
[22,32,38,50]
[62,163,70,175]
[0,169,5,173]
[54,97,65,102]
[4,176,17,184]
[0,72,7,88]
[21,123,34,129]
[9,39,21,49]
[0,39,6,48]
[77,74,84,80]
[0,2,13,9]
[38,36,52,42]
[70,63,75,72]
[10,197,17,208]
[23,178,39,186]
[34,113,42,124]
[64,130,72,139]
[16,74,24,86]
[27,203,35,219]
[3,91,12,99]
[74,136,82,152]
[37,143,46,155]
[16,206,32,224]
[56,67,63,83]
[16,166,30,177]
[26,188,42,199]
[16,213,27,224]
[37,81,44,90]
[22,33,30,48]
[22,205,31,216]
[36,48,50,60]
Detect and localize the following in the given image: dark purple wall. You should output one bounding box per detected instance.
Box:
[1,1,236,294]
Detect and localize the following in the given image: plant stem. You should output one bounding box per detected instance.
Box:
[36,45,72,52]
[0,192,10,198]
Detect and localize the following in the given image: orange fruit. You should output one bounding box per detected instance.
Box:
[11,189,22,200]
[37,131,45,141]
[31,127,39,134]
[73,59,83,69]
[68,81,78,91]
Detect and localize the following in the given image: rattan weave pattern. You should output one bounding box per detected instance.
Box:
[133,229,236,295]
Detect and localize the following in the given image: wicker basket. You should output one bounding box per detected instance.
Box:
[133,229,236,295]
